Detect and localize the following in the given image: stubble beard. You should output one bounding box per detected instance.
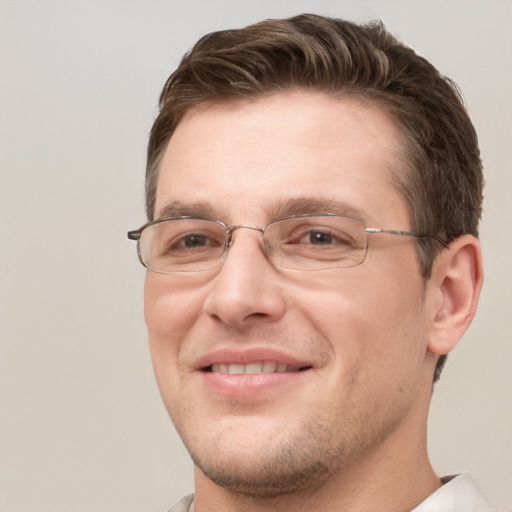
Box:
[185,416,353,499]
[180,396,410,500]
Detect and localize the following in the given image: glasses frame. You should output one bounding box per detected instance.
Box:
[127,213,447,274]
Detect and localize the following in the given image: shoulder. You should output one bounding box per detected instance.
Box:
[167,494,194,512]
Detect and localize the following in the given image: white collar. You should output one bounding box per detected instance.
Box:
[412,473,497,512]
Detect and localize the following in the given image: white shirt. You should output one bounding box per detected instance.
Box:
[412,473,497,511]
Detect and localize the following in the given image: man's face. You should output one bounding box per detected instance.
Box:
[145,91,437,496]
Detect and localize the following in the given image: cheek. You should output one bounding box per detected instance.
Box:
[144,273,206,338]
[295,269,426,373]
[143,274,207,389]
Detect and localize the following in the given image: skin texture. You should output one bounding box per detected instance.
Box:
[144,91,482,512]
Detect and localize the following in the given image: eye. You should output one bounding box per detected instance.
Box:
[150,224,225,258]
[169,231,223,251]
[142,219,227,271]
[263,215,366,270]
[181,233,214,248]
[293,227,353,247]
[304,230,337,245]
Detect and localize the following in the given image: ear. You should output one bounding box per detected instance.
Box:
[427,235,483,356]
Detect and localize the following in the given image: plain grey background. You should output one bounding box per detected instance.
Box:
[1,1,511,511]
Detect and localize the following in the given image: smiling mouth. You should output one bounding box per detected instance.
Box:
[206,362,312,374]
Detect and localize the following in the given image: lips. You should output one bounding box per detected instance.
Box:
[195,348,313,396]
[196,347,312,373]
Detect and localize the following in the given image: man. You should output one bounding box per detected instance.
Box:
[128,14,494,512]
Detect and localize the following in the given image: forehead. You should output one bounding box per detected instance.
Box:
[155,90,409,226]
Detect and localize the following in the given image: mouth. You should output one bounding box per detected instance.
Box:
[196,349,314,397]
[205,361,312,374]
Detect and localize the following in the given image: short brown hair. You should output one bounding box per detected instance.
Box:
[145,14,483,382]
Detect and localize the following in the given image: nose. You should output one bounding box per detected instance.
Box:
[203,227,287,330]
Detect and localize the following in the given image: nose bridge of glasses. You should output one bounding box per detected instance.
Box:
[225,224,265,247]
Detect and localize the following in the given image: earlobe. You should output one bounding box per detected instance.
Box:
[427,235,483,356]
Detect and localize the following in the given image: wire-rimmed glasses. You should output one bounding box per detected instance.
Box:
[127,213,442,274]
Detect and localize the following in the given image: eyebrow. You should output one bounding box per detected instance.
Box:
[157,200,216,219]
[157,197,367,223]
[270,197,366,220]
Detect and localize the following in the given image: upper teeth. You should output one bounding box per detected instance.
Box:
[210,362,300,374]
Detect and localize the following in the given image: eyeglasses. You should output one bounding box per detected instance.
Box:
[127,213,442,274]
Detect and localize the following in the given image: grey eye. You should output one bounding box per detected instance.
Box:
[183,234,211,248]
[307,231,334,245]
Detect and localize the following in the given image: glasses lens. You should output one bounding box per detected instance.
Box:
[139,218,226,273]
[265,215,367,271]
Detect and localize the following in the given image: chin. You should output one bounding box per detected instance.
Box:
[184,417,346,498]
[192,446,334,498]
